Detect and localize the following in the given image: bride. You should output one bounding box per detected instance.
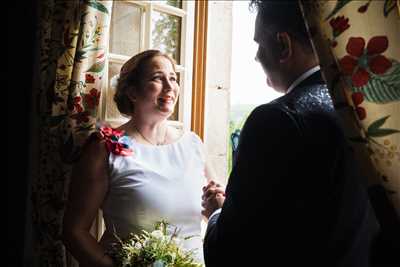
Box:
[62,49,224,267]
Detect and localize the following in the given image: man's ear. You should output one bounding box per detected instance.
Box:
[276,32,292,63]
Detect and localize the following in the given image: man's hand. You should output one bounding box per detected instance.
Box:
[201,180,226,219]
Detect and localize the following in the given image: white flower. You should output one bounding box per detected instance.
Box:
[151,230,164,240]
[134,242,142,249]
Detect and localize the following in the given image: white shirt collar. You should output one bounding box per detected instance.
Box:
[286,65,320,94]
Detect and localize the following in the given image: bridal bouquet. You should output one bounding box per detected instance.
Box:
[105,221,203,267]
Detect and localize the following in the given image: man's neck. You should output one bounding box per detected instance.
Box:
[285,65,320,94]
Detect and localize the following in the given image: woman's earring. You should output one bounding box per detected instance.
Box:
[128,95,137,103]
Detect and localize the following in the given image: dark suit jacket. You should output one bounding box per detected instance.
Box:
[204,71,377,267]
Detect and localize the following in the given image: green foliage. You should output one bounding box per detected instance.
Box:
[165,0,181,8]
[227,106,254,174]
[152,1,181,61]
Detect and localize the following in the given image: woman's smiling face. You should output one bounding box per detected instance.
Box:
[133,55,180,119]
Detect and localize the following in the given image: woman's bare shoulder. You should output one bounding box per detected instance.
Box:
[78,132,109,163]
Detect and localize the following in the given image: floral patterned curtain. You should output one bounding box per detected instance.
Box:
[298,0,400,215]
[32,0,112,266]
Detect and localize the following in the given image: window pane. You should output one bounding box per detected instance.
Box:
[106,62,124,121]
[152,11,181,64]
[110,2,142,56]
[154,0,182,9]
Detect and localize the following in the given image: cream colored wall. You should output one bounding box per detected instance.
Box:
[204,1,233,185]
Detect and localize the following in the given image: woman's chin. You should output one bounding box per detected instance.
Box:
[157,105,174,115]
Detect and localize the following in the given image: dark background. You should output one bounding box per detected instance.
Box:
[8,0,37,266]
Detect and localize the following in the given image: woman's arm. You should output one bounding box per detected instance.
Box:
[62,139,114,267]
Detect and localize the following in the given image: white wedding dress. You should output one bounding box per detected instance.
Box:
[100,131,206,264]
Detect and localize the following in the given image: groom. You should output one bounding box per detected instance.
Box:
[202,1,376,267]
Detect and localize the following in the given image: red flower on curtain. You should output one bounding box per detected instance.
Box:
[72,96,83,112]
[83,88,101,109]
[85,73,95,83]
[329,16,350,38]
[351,92,366,120]
[358,3,370,13]
[70,111,90,124]
[339,36,392,87]
[67,96,83,112]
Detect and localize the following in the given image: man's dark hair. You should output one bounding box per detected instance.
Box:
[250,0,313,51]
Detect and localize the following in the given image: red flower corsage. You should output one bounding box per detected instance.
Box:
[99,126,133,156]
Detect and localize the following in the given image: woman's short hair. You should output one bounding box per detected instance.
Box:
[113,49,177,116]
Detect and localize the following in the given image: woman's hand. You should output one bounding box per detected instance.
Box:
[201,180,226,219]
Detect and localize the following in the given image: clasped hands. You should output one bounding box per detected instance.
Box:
[201,180,226,219]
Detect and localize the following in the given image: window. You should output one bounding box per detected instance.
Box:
[100,0,195,131]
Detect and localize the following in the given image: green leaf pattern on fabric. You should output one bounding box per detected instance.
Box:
[367,115,400,138]
[86,0,109,14]
[383,0,396,17]
[86,60,105,73]
[324,0,353,21]
[352,60,400,104]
